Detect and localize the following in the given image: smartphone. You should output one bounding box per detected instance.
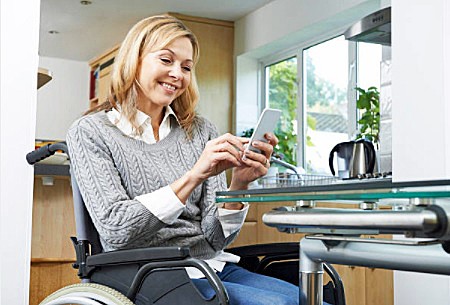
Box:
[245,108,282,154]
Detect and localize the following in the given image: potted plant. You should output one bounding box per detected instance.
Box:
[355,86,380,149]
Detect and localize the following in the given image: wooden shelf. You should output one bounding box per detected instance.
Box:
[31,258,75,264]
[38,67,52,89]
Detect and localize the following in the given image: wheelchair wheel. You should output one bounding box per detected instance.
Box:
[39,283,135,305]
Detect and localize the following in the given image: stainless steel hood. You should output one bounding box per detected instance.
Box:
[344,7,391,46]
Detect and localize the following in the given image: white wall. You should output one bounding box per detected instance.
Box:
[0,0,40,304]
[37,57,90,140]
[235,0,380,58]
[392,0,450,182]
[392,0,450,304]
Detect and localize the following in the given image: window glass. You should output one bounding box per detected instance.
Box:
[303,36,349,174]
[265,58,298,165]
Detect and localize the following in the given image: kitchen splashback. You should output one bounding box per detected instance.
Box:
[379,46,392,173]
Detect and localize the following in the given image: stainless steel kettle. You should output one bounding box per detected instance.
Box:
[329,139,376,179]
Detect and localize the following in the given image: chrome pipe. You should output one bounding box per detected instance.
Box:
[262,208,439,233]
[300,238,450,275]
[300,271,323,305]
[270,156,300,178]
[299,243,324,305]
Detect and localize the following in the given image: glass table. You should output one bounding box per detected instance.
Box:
[216,177,450,305]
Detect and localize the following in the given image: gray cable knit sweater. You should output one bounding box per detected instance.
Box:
[66,110,238,259]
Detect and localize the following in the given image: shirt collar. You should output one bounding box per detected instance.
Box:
[107,105,179,136]
[163,105,179,126]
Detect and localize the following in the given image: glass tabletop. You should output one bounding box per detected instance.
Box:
[216,177,450,203]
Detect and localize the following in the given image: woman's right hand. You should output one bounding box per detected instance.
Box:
[190,133,248,183]
[171,133,248,204]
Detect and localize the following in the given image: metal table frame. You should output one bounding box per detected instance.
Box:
[216,178,450,305]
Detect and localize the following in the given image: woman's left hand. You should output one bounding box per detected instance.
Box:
[229,132,278,191]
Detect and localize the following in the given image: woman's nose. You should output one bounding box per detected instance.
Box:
[169,65,183,80]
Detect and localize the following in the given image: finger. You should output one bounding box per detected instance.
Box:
[236,136,250,144]
[213,151,242,167]
[215,141,243,161]
[250,140,274,159]
[243,149,268,166]
[264,132,279,146]
[241,154,269,174]
[215,133,247,152]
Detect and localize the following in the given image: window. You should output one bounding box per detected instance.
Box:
[263,36,382,174]
[265,58,298,165]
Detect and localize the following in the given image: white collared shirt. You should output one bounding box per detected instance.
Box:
[106,106,248,278]
[107,105,176,145]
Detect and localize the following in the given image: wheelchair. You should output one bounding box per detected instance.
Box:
[27,142,346,305]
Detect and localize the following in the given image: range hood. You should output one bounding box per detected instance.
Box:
[344,7,391,46]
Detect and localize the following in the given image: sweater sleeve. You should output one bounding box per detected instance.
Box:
[66,117,167,251]
[196,118,243,251]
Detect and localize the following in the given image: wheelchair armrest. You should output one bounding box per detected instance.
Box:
[127,257,229,305]
[227,242,298,257]
[87,246,190,267]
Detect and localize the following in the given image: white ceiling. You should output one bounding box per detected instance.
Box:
[39,0,273,61]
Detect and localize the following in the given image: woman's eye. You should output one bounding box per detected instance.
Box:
[160,58,171,64]
[183,66,192,72]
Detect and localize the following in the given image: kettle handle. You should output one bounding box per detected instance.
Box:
[328,144,340,176]
[363,140,376,173]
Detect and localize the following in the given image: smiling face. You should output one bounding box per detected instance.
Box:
[136,36,194,116]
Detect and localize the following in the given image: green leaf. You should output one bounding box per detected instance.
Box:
[355,85,380,146]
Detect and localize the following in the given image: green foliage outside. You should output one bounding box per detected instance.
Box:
[267,59,298,164]
[305,56,347,110]
[355,86,380,148]
[265,56,347,166]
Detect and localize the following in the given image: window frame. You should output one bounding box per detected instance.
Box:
[260,32,358,169]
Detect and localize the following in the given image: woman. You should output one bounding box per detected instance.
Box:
[67,15,299,305]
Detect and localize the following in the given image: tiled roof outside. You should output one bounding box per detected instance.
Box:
[309,112,347,133]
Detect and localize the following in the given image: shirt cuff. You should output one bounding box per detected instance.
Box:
[135,185,185,224]
[218,203,249,238]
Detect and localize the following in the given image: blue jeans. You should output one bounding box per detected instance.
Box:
[192,263,299,305]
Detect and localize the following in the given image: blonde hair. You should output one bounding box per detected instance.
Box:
[90,15,200,136]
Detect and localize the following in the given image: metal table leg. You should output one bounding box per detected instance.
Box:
[300,241,324,305]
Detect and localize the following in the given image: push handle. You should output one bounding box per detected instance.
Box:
[328,144,340,176]
[26,142,68,165]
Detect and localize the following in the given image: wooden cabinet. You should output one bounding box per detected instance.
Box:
[88,13,234,134]
[29,176,78,305]
[88,45,118,109]
[171,13,234,134]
